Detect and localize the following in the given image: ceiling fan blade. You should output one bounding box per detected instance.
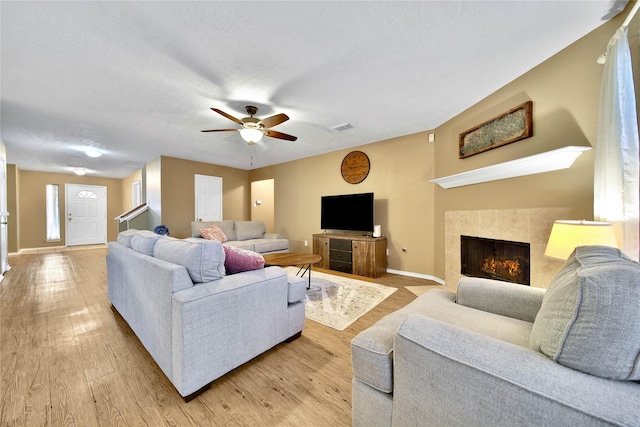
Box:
[264,129,297,141]
[201,129,238,133]
[258,113,289,129]
[211,108,243,125]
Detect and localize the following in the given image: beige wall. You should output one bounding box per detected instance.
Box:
[8,156,250,249]
[250,131,436,275]
[251,10,638,281]
[158,156,250,238]
[15,169,122,250]
[432,9,637,281]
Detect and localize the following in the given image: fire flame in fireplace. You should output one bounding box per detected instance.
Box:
[482,257,521,279]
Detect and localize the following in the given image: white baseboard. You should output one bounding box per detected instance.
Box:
[17,246,66,254]
[386,269,445,285]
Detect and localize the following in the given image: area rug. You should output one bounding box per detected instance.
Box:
[285,267,397,331]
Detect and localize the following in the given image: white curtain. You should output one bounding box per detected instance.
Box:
[595,26,640,261]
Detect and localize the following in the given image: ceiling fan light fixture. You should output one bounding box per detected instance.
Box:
[203,105,296,143]
[85,148,102,158]
[240,128,263,144]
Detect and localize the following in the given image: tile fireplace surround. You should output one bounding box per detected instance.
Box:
[445,208,571,289]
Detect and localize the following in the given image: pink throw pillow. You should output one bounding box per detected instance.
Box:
[201,225,228,242]
[223,245,265,274]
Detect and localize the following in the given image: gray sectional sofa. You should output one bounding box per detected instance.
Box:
[351,245,640,426]
[191,220,289,254]
[107,229,305,400]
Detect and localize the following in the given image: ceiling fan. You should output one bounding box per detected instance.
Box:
[201,105,297,145]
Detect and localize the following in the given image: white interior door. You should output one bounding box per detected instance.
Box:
[195,174,222,222]
[251,179,274,232]
[66,184,107,246]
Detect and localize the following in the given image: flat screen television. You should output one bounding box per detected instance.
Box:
[321,192,374,233]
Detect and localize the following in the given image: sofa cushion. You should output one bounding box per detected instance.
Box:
[192,220,236,241]
[223,240,256,251]
[117,229,138,248]
[222,245,265,274]
[200,225,228,243]
[253,238,289,253]
[287,275,307,303]
[529,245,640,380]
[352,289,533,393]
[154,237,226,283]
[215,220,236,241]
[130,230,162,256]
[235,221,266,241]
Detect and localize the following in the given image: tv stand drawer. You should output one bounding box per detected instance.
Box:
[330,249,352,263]
[330,260,353,273]
[330,238,352,251]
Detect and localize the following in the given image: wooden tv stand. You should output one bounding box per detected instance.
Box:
[312,233,387,278]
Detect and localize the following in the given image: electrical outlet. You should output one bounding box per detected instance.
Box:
[386,249,389,256]
[304,240,308,246]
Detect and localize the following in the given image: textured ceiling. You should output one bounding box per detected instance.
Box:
[0,1,627,178]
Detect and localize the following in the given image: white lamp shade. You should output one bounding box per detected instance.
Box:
[239,128,263,144]
[545,220,619,260]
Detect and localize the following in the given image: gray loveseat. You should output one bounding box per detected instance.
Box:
[351,245,640,426]
[107,229,305,400]
[191,220,289,254]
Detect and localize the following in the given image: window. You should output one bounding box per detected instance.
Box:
[76,190,97,199]
[46,184,60,241]
[132,180,141,207]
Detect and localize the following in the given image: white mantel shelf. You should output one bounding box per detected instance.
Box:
[430,146,592,189]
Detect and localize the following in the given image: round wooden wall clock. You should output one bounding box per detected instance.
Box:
[341,151,370,184]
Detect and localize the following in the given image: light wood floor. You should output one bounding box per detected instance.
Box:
[0,248,443,426]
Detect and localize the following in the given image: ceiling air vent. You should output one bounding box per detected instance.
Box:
[330,123,354,132]
[122,161,145,169]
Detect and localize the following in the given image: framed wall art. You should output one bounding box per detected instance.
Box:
[459,101,533,159]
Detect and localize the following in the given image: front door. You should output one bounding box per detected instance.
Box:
[65,184,107,246]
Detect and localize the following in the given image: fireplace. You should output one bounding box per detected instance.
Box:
[461,236,530,285]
